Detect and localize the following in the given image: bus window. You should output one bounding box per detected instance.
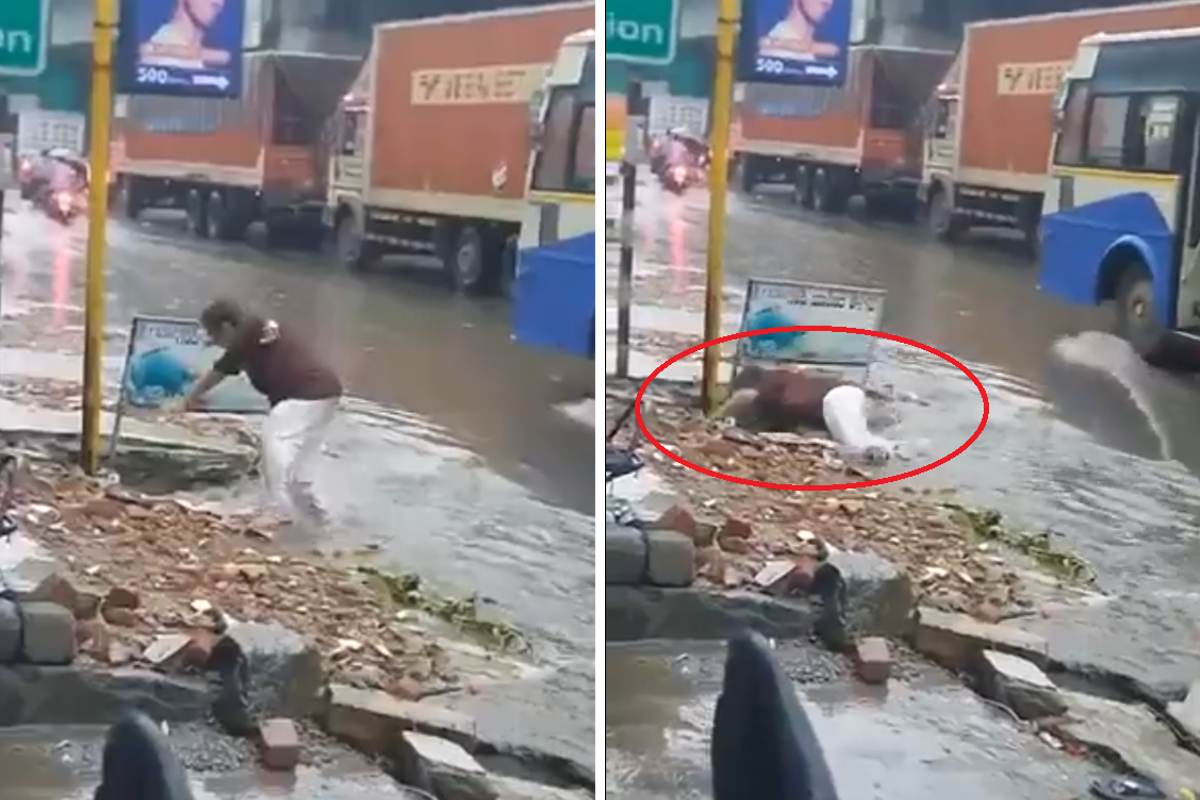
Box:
[569,105,594,194]
[1054,82,1090,166]
[532,87,592,193]
[1084,94,1131,168]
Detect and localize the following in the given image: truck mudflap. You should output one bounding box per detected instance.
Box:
[1039,193,1175,325]
[512,231,595,358]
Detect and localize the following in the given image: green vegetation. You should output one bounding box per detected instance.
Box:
[943,503,1096,585]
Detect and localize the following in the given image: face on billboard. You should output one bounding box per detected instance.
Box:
[183,0,225,29]
[795,0,833,25]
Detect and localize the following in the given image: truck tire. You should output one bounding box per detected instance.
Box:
[1115,266,1173,366]
[335,211,375,271]
[497,233,518,299]
[928,188,964,242]
[793,166,814,209]
[205,191,240,241]
[447,225,486,294]
[117,177,145,220]
[185,189,208,238]
[813,168,846,214]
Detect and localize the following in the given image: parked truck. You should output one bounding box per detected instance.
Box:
[111,51,361,246]
[326,2,595,294]
[921,1,1200,252]
[733,46,952,218]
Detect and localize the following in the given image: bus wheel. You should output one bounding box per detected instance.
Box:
[186,189,208,238]
[1116,268,1172,365]
[497,234,518,299]
[448,225,485,294]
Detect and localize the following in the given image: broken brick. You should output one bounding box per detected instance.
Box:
[652,505,696,539]
[854,637,893,685]
[718,517,753,542]
[258,718,301,771]
[102,606,139,628]
[104,586,141,610]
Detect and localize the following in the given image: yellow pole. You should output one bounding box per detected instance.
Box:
[700,0,740,415]
[81,0,118,474]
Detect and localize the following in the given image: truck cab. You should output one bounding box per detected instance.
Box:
[1038,26,1200,365]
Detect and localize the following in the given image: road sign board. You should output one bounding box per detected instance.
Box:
[606,0,679,65]
[0,0,49,77]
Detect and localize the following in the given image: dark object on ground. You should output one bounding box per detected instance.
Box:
[1089,776,1168,799]
[208,636,255,737]
[93,711,195,800]
[711,630,841,800]
[810,562,850,653]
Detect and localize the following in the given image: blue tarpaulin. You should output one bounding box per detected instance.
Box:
[512,232,595,358]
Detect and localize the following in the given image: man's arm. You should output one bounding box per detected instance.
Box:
[182,369,228,411]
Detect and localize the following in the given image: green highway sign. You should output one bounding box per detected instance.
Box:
[606,0,679,65]
[0,0,48,77]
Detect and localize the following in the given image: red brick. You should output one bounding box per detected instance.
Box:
[652,505,696,538]
[719,517,754,541]
[854,637,893,685]
[258,718,301,771]
[104,586,141,610]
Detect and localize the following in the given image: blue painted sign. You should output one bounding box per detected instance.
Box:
[118,316,266,412]
[116,0,244,98]
[736,0,852,87]
[736,279,885,367]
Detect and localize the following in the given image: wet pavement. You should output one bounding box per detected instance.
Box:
[0,202,595,770]
[605,178,1200,793]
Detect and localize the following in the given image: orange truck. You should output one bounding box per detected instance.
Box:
[921,0,1200,250]
[733,46,952,217]
[326,3,595,292]
[111,52,361,246]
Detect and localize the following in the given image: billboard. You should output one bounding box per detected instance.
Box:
[736,0,852,87]
[116,0,245,98]
[736,279,885,367]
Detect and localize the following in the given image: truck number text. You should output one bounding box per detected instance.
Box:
[996,61,1071,96]
[412,64,550,106]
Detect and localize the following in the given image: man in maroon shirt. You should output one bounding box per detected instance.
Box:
[182,299,342,522]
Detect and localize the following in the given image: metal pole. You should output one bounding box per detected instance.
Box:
[615,156,636,379]
[700,0,740,415]
[81,0,118,474]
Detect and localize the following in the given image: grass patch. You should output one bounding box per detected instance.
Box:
[943,503,1096,585]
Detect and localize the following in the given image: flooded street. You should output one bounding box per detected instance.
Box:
[0,204,595,768]
[606,180,1200,795]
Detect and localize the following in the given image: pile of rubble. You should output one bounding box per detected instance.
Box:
[12,469,456,701]
[632,401,1090,622]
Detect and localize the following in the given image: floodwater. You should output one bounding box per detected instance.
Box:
[605,180,1200,795]
[0,204,595,769]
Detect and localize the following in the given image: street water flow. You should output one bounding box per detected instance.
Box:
[605,180,1200,796]
[0,205,596,772]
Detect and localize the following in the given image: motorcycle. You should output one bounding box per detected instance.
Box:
[660,162,691,195]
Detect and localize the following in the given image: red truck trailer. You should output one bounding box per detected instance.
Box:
[921,0,1200,250]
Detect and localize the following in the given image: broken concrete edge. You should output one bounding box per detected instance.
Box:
[315,682,595,794]
[906,606,1200,788]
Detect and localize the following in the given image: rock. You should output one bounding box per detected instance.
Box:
[752,560,798,596]
[22,601,76,664]
[491,775,591,800]
[1168,680,1200,743]
[644,529,695,587]
[27,574,97,620]
[910,607,1048,672]
[604,523,646,586]
[82,497,126,520]
[77,618,113,662]
[142,634,192,668]
[650,505,696,539]
[0,665,210,725]
[0,599,21,663]
[181,629,217,669]
[391,676,424,701]
[102,607,138,628]
[322,683,477,754]
[391,732,497,800]
[258,718,301,772]
[972,650,1066,720]
[1049,690,1200,796]
[854,637,892,685]
[718,517,753,543]
[104,586,140,610]
[695,546,727,584]
[219,621,324,718]
[692,520,717,548]
[826,548,915,636]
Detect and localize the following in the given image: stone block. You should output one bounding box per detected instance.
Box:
[0,599,20,663]
[221,622,324,718]
[644,529,695,587]
[322,683,477,754]
[972,649,1065,720]
[491,775,592,800]
[854,637,892,685]
[259,718,301,771]
[910,607,1048,672]
[22,601,76,665]
[391,732,497,800]
[604,523,646,586]
[1167,680,1200,742]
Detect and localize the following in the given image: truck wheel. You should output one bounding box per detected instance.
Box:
[205,191,235,241]
[116,178,143,220]
[793,166,814,209]
[1115,267,1172,365]
[928,189,963,242]
[497,234,518,299]
[185,189,208,238]
[448,226,485,294]
[813,168,845,214]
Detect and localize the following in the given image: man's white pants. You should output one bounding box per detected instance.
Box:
[260,397,338,517]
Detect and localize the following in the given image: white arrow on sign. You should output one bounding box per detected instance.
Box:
[191,74,230,89]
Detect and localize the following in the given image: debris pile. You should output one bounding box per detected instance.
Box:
[12,468,460,701]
